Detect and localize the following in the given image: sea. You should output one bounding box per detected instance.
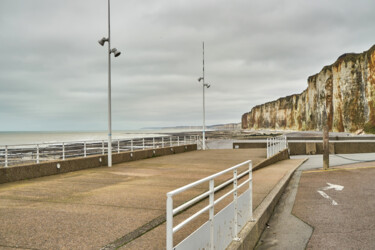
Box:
[0,129,201,146]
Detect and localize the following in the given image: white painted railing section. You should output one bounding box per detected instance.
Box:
[266,135,288,158]
[166,160,253,250]
[0,135,199,167]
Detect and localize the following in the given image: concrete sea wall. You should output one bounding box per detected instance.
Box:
[0,144,197,184]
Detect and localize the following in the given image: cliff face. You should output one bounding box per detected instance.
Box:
[242,45,375,133]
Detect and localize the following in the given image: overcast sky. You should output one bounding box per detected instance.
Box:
[1,0,374,131]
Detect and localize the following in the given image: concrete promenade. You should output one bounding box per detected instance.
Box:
[0,148,305,249]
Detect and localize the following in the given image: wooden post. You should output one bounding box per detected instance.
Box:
[323,109,329,170]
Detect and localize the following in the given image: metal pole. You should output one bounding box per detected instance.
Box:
[131,139,133,152]
[323,109,329,170]
[249,162,253,221]
[36,144,40,164]
[5,145,8,167]
[153,137,155,149]
[142,138,145,150]
[166,194,173,250]
[202,42,206,151]
[117,139,120,153]
[62,142,65,160]
[107,0,112,167]
[102,140,105,155]
[233,169,239,240]
[209,179,214,250]
[84,142,87,157]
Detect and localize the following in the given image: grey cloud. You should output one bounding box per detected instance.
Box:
[1,0,375,131]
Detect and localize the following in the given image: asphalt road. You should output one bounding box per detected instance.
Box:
[256,153,375,250]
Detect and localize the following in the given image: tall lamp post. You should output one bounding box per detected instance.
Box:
[198,42,210,150]
[98,0,121,167]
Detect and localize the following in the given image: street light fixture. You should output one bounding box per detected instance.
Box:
[198,42,211,150]
[98,0,122,167]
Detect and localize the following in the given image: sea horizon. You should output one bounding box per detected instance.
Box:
[0,128,204,146]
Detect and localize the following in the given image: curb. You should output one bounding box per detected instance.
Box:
[227,158,308,250]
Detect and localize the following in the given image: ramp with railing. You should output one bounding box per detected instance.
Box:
[266,135,288,158]
[166,160,253,250]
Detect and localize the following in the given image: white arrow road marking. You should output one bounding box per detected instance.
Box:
[322,183,344,191]
[317,183,344,205]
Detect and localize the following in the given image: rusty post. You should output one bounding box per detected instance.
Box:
[323,108,329,170]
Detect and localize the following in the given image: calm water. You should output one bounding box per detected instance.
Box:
[0,129,200,146]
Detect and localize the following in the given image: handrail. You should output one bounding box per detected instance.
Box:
[166,160,253,250]
[266,135,288,158]
[0,135,199,167]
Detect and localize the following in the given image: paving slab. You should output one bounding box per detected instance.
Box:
[0,149,267,249]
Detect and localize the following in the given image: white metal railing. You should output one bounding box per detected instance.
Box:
[166,160,253,250]
[266,135,288,158]
[0,135,199,167]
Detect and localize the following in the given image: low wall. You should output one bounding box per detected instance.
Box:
[0,144,197,184]
[289,141,375,155]
[233,142,267,149]
[253,149,289,171]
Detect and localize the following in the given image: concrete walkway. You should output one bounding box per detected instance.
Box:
[0,148,305,249]
[256,153,375,250]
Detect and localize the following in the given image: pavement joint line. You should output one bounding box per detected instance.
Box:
[303,165,375,174]
[0,244,39,250]
[0,197,166,211]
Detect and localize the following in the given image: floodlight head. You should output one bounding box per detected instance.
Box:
[207,84,210,88]
[111,48,121,57]
[198,77,203,82]
[98,37,108,46]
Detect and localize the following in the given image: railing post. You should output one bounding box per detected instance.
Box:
[177,136,180,146]
[142,138,145,150]
[118,139,120,153]
[5,145,8,167]
[249,161,254,221]
[162,137,164,148]
[233,169,239,240]
[36,144,40,164]
[131,139,134,152]
[209,179,215,250]
[153,137,155,149]
[170,136,173,147]
[84,142,87,157]
[184,136,186,145]
[266,138,269,158]
[166,194,174,250]
[62,142,65,160]
[102,140,105,155]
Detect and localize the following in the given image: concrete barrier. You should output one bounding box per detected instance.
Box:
[253,148,289,171]
[0,144,197,184]
[289,141,375,155]
[233,142,267,149]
